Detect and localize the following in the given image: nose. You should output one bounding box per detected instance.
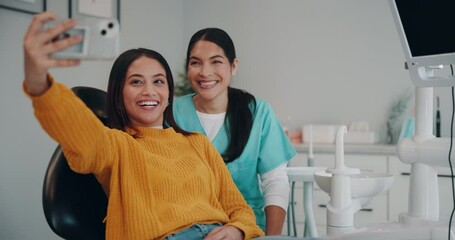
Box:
[199,63,213,77]
[141,82,157,96]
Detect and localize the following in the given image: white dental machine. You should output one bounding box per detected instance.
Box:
[264,1,455,239]
[388,0,455,238]
[309,0,455,239]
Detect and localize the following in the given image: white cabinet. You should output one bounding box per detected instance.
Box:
[387,156,410,222]
[438,168,455,221]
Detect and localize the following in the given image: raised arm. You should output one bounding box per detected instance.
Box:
[23,12,81,96]
[23,12,115,175]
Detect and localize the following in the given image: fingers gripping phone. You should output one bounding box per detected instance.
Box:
[44,17,120,60]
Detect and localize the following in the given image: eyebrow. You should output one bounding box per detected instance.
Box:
[127,73,166,79]
[189,55,225,61]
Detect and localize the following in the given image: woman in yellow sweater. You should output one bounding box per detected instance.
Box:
[23,12,264,240]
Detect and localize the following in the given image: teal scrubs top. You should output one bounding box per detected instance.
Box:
[173,94,296,231]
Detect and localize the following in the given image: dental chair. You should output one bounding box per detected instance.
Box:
[42,86,108,240]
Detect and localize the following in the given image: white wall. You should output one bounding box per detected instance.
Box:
[183,0,409,140]
[0,1,452,239]
[182,0,452,139]
[0,9,58,240]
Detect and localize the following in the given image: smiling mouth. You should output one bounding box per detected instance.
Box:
[138,100,159,108]
[198,80,217,89]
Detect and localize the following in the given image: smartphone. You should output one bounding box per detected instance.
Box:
[44,18,120,60]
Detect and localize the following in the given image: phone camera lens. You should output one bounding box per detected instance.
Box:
[108,22,114,29]
[101,29,107,36]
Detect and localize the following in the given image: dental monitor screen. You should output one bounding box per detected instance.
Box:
[389,0,455,87]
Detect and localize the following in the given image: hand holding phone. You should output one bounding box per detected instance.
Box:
[24,12,82,96]
[44,17,120,60]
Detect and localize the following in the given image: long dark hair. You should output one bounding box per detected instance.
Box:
[186,28,256,163]
[107,48,191,136]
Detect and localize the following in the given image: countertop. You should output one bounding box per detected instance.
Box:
[293,143,397,155]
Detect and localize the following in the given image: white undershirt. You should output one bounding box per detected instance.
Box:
[260,162,289,211]
[196,111,226,141]
[196,111,289,211]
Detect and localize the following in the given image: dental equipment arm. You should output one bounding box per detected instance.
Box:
[397,68,455,223]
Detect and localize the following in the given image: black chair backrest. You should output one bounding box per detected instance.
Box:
[42,86,108,240]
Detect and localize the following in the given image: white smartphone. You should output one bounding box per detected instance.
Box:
[44,18,120,60]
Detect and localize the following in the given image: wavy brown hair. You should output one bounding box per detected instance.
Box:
[107,48,191,136]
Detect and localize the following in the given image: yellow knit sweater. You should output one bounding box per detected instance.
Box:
[27,77,264,240]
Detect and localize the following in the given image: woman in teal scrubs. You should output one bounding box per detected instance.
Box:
[173,28,296,235]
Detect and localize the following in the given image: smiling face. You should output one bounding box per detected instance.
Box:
[187,40,238,104]
[122,56,169,128]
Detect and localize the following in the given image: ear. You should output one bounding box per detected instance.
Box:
[231,58,238,76]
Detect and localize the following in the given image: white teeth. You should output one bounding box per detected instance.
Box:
[199,81,216,87]
[138,101,158,106]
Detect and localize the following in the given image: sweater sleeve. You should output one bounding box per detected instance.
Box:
[201,136,265,239]
[24,76,115,174]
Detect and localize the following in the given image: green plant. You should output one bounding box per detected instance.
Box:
[386,90,413,144]
[174,69,194,97]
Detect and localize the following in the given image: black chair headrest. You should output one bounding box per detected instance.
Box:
[72,86,108,124]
